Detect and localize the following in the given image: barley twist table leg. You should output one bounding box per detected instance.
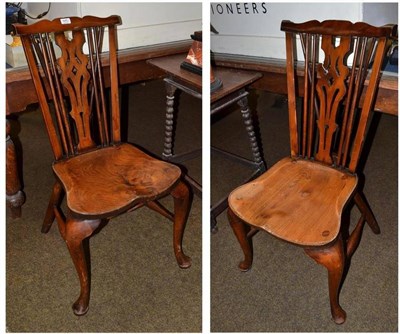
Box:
[162,82,178,160]
[237,96,266,172]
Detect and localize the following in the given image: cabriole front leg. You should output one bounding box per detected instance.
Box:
[305,235,346,324]
[62,217,101,316]
[227,208,253,271]
[171,180,192,269]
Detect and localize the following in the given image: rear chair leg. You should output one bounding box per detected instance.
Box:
[305,235,346,324]
[171,180,192,269]
[346,215,366,258]
[354,191,380,234]
[227,208,253,272]
[42,181,64,233]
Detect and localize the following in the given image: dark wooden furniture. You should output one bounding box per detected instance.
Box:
[147,54,202,157]
[14,15,192,316]
[228,20,396,324]
[147,54,266,229]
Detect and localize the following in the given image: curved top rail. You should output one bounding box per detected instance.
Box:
[281,19,397,38]
[13,15,121,35]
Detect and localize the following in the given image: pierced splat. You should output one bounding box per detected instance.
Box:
[55,30,95,151]
[18,20,112,160]
[315,35,351,164]
[288,21,392,173]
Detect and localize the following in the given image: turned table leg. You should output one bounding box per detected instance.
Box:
[237,94,266,173]
[6,119,25,219]
[162,82,178,160]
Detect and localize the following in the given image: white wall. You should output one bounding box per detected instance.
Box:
[363,3,398,27]
[211,2,398,59]
[26,2,202,49]
[25,3,78,22]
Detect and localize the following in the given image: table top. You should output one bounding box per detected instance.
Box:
[147,54,263,103]
[212,67,262,103]
[147,54,202,91]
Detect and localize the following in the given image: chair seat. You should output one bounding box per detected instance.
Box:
[53,143,181,218]
[228,157,358,246]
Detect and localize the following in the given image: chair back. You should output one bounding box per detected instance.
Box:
[14,15,122,160]
[281,20,396,172]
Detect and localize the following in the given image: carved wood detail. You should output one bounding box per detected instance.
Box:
[315,36,350,164]
[55,30,95,151]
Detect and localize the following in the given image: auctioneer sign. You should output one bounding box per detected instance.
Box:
[210,2,397,58]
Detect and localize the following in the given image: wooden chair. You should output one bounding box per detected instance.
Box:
[227,20,396,324]
[13,16,193,316]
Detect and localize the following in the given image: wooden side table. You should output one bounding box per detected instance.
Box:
[147,54,266,230]
[148,54,202,196]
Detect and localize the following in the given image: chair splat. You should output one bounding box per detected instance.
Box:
[16,16,121,160]
[282,20,395,172]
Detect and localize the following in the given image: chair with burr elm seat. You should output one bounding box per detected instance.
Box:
[227,19,396,324]
[13,15,192,316]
